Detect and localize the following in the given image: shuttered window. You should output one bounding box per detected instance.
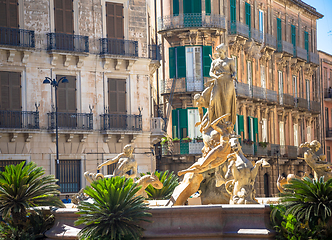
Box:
[172,108,188,139]
[177,46,186,78]
[0,0,18,28]
[173,0,179,16]
[230,0,236,23]
[57,75,76,113]
[245,2,251,38]
[304,31,309,60]
[202,46,212,77]
[108,78,126,114]
[169,47,176,78]
[277,18,282,49]
[205,0,211,15]
[247,116,258,142]
[0,71,21,111]
[291,25,296,55]
[106,2,124,39]
[183,0,201,14]
[57,159,81,193]
[54,0,73,34]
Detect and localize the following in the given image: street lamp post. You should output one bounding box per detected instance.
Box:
[43,76,68,181]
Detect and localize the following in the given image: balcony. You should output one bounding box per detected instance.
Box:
[47,33,89,53]
[48,112,93,130]
[266,89,278,104]
[265,34,276,49]
[252,86,265,101]
[308,52,319,65]
[100,38,138,57]
[235,82,251,98]
[149,44,161,61]
[100,114,142,131]
[309,101,321,114]
[228,21,250,39]
[296,46,307,61]
[151,117,166,136]
[0,110,39,129]
[241,142,255,155]
[162,140,204,156]
[0,27,35,48]
[282,94,295,108]
[324,88,332,99]
[161,77,206,94]
[296,98,308,110]
[326,129,332,139]
[251,28,263,43]
[277,40,294,56]
[158,14,226,33]
[255,143,268,156]
[286,145,298,159]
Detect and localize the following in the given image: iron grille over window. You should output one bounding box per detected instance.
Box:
[107,162,117,175]
[57,160,81,193]
[0,160,25,172]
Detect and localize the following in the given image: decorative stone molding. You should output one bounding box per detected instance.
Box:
[126,59,136,71]
[77,55,85,68]
[130,134,137,143]
[21,51,30,64]
[63,55,71,67]
[10,133,18,142]
[102,57,111,69]
[103,134,111,143]
[80,134,88,142]
[7,50,15,62]
[50,53,59,66]
[244,40,263,60]
[115,59,123,70]
[66,134,74,142]
[117,134,125,143]
[304,63,317,76]
[25,133,33,142]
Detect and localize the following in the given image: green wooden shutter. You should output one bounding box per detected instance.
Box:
[177,46,186,78]
[179,108,188,138]
[238,115,244,133]
[277,18,282,51]
[230,0,236,23]
[253,117,258,142]
[245,3,251,38]
[173,0,179,16]
[291,25,296,55]
[247,116,252,141]
[203,46,212,77]
[203,107,207,115]
[304,31,309,61]
[193,0,201,13]
[172,109,179,138]
[183,0,191,14]
[205,0,211,15]
[169,47,176,78]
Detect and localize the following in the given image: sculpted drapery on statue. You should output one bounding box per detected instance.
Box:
[209,43,237,126]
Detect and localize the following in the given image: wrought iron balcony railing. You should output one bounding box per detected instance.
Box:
[252,85,265,100]
[48,112,93,130]
[158,14,226,32]
[309,101,321,114]
[282,94,295,107]
[251,28,263,43]
[151,117,166,133]
[0,110,39,129]
[265,33,276,49]
[0,27,35,48]
[266,89,278,103]
[149,44,161,61]
[326,129,332,138]
[296,46,307,61]
[100,38,138,57]
[325,88,332,99]
[228,21,250,39]
[235,82,251,98]
[308,52,319,65]
[286,145,298,159]
[277,40,294,56]
[47,33,89,53]
[296,97,309,110]
[161,77,206,94]
[100,114,142,131]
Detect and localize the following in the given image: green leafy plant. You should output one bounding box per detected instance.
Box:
[270,177,332,239]
[141,170,179,200]
[75,176,151,240]
[243,139,253,145]
[194,136,203,142]
[0,161,64,230]
[172,137,180,142]
[181,137,192,142]
[258,141,269,148]
[160,137,169,146]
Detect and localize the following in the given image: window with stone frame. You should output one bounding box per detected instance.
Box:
[0,0,18,28]
[54,0,73,34]
[57,159,81,193]
[106,2,124,39]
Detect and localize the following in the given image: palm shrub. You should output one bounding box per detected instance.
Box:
[0,161,64,229]
[270,176,332,239]
[75,176,151,240]
[141,170,179,200]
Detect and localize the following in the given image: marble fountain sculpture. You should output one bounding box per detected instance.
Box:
[45,44,276,239]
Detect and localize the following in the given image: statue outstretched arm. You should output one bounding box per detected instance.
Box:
[97,153,125,170]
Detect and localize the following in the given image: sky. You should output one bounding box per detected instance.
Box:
[304,0,332,55]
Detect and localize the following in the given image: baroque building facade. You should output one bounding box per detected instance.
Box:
[319,50,332,163]
[156,0,323,197]
[0,0,162,196]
